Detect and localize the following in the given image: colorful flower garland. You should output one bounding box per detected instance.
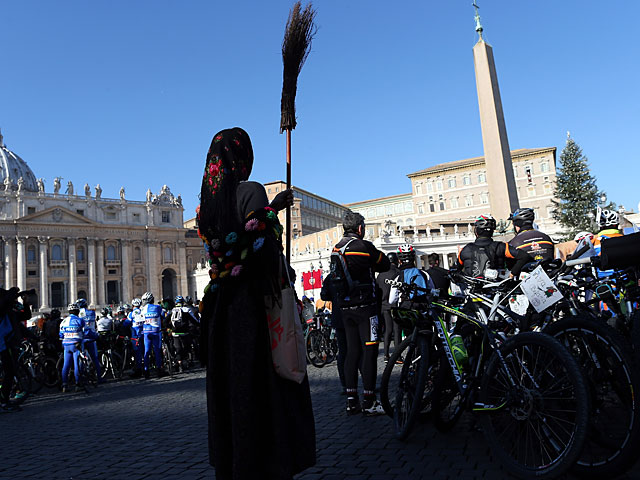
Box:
[197,206,284,295]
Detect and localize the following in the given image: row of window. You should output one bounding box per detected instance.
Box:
[414,161,552,195]
[294,190,347,219]
[355,201,413,220]
[25,207,171,223]
[302,214,339,232]
[23,243,175,264]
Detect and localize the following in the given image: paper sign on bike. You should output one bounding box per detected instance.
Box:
[520,265,563,312]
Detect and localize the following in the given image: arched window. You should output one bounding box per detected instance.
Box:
[164,246,173,263]
[52,244,62,261]
[77,246,85,262]
[134,246,142,263]
[107,245,116,260]
[27,246,37,264]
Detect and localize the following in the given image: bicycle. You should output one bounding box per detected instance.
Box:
[97,332,123,380]
[305,311,337,368]
[56,341,98,390]
[385,278,589,479]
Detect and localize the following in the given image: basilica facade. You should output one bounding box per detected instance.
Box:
[0,133,202,310]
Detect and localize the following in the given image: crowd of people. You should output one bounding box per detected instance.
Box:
[315,206,627,417]
[0,290,201,411]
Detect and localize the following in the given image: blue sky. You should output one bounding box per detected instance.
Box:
[1,1,638,219]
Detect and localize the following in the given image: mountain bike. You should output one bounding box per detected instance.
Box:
[56,342,98,389]
[97,332,123,380]
[387,278,589,480]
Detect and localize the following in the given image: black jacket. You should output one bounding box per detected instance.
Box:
[508,229,554,262]
[458,237,532,278]
[376,264,400,310]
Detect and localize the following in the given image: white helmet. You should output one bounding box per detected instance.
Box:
[574,231,594,242]
[132,298,142,307]
[397,244,415,264]
[598,209,619,228]
[141,292,154,305]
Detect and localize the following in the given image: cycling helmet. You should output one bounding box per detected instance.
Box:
[141,292,154,305]
[174,295,185,306]
[132,298,142,308]
[598,209,619,228]
[101,307,110,317]
[386,252,399,265]
[117,306,126,313]
[50,308,61,319]
[185,296,193,305]
[76,298,88,309]
[574,231,594,242]
[509,208,535,228]
[474,215,496,236]
[122,303,131,312]
[397,244,416,265]
[68,302,80,313]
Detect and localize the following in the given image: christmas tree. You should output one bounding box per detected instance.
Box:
[551,134,600,236]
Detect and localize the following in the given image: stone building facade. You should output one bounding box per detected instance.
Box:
[0,135,190,310]
[408,147,559,234]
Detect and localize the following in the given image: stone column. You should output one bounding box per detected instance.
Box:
[147,239,159,297]
[87,239,97,306]
[441,253,450,269]
[68,239,77,303]
[121,240,131,303]
[178,240,188,296]
[38,236,49,309]
[16,237,26,290]
[3,237,14,288]
[96,240,105,306]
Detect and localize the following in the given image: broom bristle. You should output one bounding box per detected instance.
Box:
[280,1,317,133]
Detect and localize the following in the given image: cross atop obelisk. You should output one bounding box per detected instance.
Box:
[471,1,519,224]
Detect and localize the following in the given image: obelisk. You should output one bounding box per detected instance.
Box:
[472,2,519,223]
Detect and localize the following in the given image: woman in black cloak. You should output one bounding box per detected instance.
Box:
[198,127,316,480]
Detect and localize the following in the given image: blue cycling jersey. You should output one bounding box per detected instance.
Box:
[59,315,86,346]
[125,308,145,337]
[141,304,163,334]
[79,308,97,334]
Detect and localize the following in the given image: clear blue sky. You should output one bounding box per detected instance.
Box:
[1,1,638,219]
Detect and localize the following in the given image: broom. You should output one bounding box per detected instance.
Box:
[280,1,317,264]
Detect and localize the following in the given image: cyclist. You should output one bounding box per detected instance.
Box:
[122,298,144,378]
[97,307,113,333]
[458,215,532,279]
[426,253,450,292]
[141,292,164,379]
[594,209,623,278]
[390,244,435,307]
[508,208,554,262]
[332,211,390,416]
[375,252,401,364]
[185,296,200,322]
[169,296,199,373]
[59,303,86,393]
[77,299,102,381]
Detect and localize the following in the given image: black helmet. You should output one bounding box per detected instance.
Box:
[101,307,110,317]
[386,252,399,265]
[509,208,535,228]
[50,308,61,319]
[474,215,496,236]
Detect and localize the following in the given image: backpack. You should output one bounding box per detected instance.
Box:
[330,238,375,307]
[171,308,186,330]
[466,241,502,278]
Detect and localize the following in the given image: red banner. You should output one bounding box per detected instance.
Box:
[302,270,323,290]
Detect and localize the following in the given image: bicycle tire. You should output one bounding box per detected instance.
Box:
[110,351,124,379]
[380,336,411,417]
[431,358,465,433]
[543,316,640,477]
[37,357,60,389]
[305,330,327,368]
[99,352,111,379]
[392,334,429,441]
[162,343,174,376]
[56,354,74,387]
[81,354,98,387]
[478,332,589,479]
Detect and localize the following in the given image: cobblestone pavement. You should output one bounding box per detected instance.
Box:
[1,357,639,480]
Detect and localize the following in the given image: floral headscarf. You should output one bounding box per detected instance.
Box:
[197,128,283,293]
[199,128,253,243]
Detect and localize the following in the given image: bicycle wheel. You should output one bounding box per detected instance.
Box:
[431,357,465,433]
[56,355,75,387]
[478,332,589,479]
[36,357,60,389]
[393,335,430,441]
[99,352,110,379]
[81,354,98,387]
[544,316,640,477]
[162,342,174,375]
[305,330,327,368]
[109,352,124,379]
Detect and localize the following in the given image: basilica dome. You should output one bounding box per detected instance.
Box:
[0,131,38,192]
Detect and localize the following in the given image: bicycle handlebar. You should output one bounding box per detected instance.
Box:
[565,256,596,267]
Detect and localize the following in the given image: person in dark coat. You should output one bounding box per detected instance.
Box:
[197,127,316,480]
[375,252,401,363]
